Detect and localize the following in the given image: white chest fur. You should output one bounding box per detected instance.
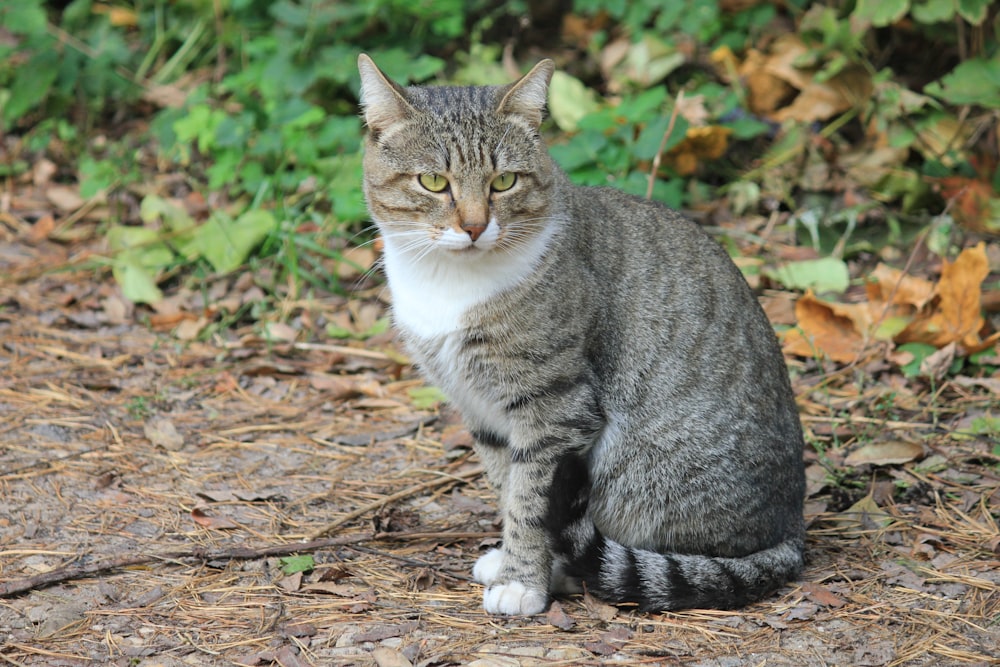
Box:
[379,220,560,432]
[380,222,558,339]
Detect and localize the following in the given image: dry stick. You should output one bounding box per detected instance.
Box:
[645,91,684,201]
[0,529,493,598]
[308,467,483,540]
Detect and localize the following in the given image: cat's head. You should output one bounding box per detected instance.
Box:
[358,54,558,260]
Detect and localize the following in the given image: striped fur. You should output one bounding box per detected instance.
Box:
[547,452,804,611]
[358,54,806,615]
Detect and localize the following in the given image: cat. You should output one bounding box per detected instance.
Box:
[357,53,806,616]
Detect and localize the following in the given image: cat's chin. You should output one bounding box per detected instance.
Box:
[442,243,493,256]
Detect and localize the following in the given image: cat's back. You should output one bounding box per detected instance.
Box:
[556,182,756,319]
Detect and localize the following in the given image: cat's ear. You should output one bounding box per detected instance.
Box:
[497,59,555,128]
[358,54,415,133]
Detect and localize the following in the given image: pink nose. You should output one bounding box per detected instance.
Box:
[463,225,487,241]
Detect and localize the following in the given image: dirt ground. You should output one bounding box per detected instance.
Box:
[1,232,998,667]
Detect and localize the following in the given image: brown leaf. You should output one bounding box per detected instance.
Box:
[143,417,184,450]
[190,507,239,530]
[866,263,935,311]
[25,214,55,244]
[353,621,419,643]
[583,590,618,622]
[800,582,847,608]
[897,243,993,350]
[545,600,576,630]
[844,441,924,467]
[782,291,871,362]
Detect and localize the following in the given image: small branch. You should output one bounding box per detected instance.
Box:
[308,467,483,540]
[646,91,684,200]
[0,528,495,598]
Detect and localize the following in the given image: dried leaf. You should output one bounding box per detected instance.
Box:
[353,621,418,643]
[190,507,239,530]
[831,495,893,537]
[545,600,576,630]
[583,590,618,622]
[897,243,991,350]
[844,441,924,467]
[143,417,184,450]
[782,291,871,362]
[800,582,847,608]
[371,647,414,667]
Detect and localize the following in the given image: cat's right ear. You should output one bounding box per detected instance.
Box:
[358,54,415,134]
[497,59,555,128]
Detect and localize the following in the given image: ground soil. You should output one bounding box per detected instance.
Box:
[1,233,998,667]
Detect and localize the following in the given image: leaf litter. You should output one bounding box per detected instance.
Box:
[2,57,1000,667]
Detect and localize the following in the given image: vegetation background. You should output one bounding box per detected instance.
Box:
[0,1,998,665]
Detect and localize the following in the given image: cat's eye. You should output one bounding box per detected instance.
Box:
[418,173,449,193]
[491,172,517,192]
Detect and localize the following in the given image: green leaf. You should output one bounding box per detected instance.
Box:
[112,256,164,304]
[188,210,276,274]
[956,0,990,24]
[548,71,600,132]
[140,195,196,234]
[853,0,910,27]
[896,342,939,378]
[408,386,447,410]
[764,257,850,294]
[279,554,315,575]
[108,225,175,270]
[911,0,956,23]
[924,58,1000,108]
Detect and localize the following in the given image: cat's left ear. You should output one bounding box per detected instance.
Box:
[497,59,555,128]
[358,53,415,134]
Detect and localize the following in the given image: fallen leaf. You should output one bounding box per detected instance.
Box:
[143,417,184,450]
[25,214,55,244]
[353,621,419,643]
[800,582,847,608]
[830,495,893,537]
[45,185,85,211]
[545,600,575,630]
[782,291,871,362]
[765,257,850,294]
[919,341,957,380]
[281,622,317,638]
[190,507,239,530]
[583,590,618,622]
[897,243,994,350]
[844,441,924,467]
[371,647,414,667]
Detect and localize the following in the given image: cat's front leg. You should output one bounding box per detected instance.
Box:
[478,453,555,615]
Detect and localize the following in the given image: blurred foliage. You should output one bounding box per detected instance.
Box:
[1,0,997,304]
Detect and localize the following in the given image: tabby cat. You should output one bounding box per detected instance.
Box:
[357,54,806,616]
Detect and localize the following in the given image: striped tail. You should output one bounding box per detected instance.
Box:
[546,453,804,612]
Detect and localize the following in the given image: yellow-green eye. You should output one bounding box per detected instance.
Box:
[418,173,449,192]
[491,172,517,192]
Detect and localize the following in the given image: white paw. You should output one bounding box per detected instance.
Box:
[472,548,504,585]
[483,581,548,616]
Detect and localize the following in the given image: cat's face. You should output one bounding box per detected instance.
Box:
[358,56,557,260]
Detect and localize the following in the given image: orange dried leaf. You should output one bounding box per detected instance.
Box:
[867,263,935,310]
[782,291,871,363]
[897,243,990,350]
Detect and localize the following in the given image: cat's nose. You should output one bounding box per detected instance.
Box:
[462,224,487,242]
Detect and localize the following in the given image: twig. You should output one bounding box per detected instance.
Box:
[293,342,394,361]
[0,528,494,598]
[646,91,684,200]
[308,467,483,540]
